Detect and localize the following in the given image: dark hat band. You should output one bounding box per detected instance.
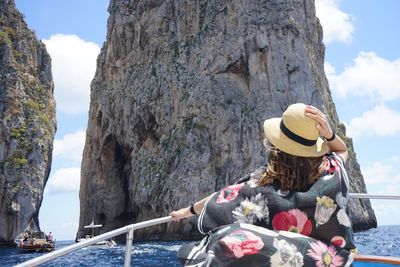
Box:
[280,120,317,146]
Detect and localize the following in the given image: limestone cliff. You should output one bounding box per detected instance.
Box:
[79,0,376,240]
[0,0,56,244]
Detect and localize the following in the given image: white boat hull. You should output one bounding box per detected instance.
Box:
[77,238,116,248]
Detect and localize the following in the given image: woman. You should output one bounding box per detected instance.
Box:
[171,103,356,267]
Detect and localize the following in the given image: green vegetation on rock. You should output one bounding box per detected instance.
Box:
[25,99,41,111]
[0,31,11,46]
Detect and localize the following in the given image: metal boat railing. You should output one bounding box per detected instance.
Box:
[14,216,177,267]
[349,193,400,200]
[15,193,400,267]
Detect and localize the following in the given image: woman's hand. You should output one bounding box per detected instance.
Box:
[305,105,348,162]
[169,207,193,222]
[305,105,334,140]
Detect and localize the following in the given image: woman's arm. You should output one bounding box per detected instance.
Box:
[169,196,211,222]
[305,105,348,162]
[324,133,348,163]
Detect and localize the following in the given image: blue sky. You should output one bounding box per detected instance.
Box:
[14,0,400,240]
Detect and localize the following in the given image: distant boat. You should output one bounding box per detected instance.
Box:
[15,231,55,253]
[76,221,117,248]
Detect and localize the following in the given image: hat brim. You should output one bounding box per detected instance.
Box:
[263,118,329,157]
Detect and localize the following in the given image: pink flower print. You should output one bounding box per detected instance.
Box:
[272,209,312,236]
[219,230,264,258]
[307,240,344,267]
[331,236,346,248]
[216,184,244,203]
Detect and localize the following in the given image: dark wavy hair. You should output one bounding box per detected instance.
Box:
[257,140,326,191]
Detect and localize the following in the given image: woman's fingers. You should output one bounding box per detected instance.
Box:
[305,106,325,118]
[305,110,326,125]
[305,105,320,113]
[170,207,193,222]
[309,115,328,128]
[169,211,182,222]
[305,105,333,138]
[306,106,328,123]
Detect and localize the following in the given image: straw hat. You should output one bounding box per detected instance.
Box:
[263,103,329,157]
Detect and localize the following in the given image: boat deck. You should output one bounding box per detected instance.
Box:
[355,255,400,266]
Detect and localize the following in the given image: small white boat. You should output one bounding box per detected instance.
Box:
[76,221,117,248]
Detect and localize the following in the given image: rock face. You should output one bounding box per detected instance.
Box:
[0,0,56,244]
[79,0,376,239]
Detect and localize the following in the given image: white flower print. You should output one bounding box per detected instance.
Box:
[246,167,266,188]
[314,196,337,226]
[337,208,351,227]
[270,238,304,267]
[336,192,348,209]
[232,193,269,224]
[250,167,267,180]
[246,178,259,188]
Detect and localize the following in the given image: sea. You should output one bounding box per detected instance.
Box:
[0,225,399,266]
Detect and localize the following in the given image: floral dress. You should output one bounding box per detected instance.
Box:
[177,153,357,267]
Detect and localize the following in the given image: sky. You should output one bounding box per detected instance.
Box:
[14,0,400,240]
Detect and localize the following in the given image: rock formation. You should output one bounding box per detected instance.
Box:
[0,0,56,244]
[79,0,376,240]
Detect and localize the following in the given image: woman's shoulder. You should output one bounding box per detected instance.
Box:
[325,152,346,165]
[314,153,350,198]
[235,166,267,184]
[323,152,346,175]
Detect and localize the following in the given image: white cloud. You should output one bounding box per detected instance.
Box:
[46,167,81,194]
[53,130,86,164]
[346,104,400,137]
[371,201,400,226]
[324,62,336,77]
[315,0,354,44]
[362,159,400,225]
[43,34,100,114]
[362,161,396,185]
[377,184,400,196]
[327,52,400,101]
[42,221,79,241]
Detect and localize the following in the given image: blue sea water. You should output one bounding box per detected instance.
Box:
[0,225,399,266]
[0,240,185,266]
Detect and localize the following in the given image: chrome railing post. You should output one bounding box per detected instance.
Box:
[124,228,134,267]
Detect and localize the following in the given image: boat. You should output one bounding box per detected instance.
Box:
[14,194,400,266]
[15,231,55,253]
[76,221,117,248]
[354,255,400,266]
